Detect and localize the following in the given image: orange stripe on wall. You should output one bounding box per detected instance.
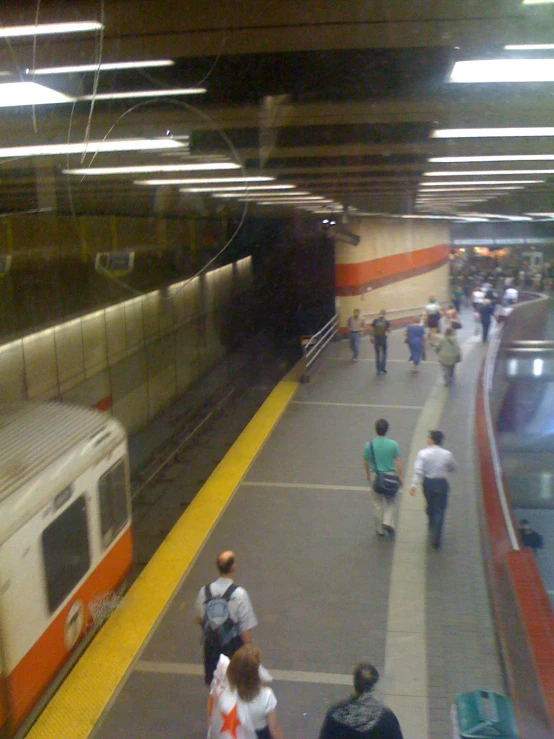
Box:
[336,243,449,291]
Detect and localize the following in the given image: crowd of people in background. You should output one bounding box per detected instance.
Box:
[194,261,550,737]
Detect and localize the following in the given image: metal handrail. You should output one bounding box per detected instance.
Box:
[482,292,550,550]
[483,324,520,551]
[508,340,554,347]
[504,347,554,354]
[302,314,339,376]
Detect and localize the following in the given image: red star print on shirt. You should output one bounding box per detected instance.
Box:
[220,704,241,738]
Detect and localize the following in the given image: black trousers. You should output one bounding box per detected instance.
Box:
[423,477,449,547]
[203,633,243,685]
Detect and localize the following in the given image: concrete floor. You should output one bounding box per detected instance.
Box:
[90,307,506,739]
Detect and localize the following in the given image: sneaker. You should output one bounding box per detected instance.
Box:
[383,524,395,536]
[382,369,387,374]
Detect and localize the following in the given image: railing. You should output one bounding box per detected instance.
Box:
[301,313,339,381]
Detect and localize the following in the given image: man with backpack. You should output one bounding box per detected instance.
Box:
[370,309,391,376]
[194,550,258,685]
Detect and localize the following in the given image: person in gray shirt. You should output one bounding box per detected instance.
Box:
[347,308,365,361]
[409,430,456,549]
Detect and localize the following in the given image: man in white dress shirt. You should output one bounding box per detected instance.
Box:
[409,430,456,549]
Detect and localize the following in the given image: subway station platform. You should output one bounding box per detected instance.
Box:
[28,307,506,739]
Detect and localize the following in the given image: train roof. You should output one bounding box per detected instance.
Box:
[0,403,125,503]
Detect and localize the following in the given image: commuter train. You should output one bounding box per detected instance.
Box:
[0,402,133,737]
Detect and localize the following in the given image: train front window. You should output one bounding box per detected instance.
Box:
[98,460,128,548]
[41,496,90,613]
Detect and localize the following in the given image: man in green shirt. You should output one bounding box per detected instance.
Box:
[363,418,403,536]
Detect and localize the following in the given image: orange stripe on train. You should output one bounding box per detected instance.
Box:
[4,526,132,734]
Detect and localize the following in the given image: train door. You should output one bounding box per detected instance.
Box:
[0,490,92,733]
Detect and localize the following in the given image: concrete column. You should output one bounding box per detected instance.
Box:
[334,218,450,326]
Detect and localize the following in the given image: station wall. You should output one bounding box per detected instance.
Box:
[0,258,252,434]
[334,219,450,323]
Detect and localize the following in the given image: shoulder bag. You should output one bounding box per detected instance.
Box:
[369,441,400,498]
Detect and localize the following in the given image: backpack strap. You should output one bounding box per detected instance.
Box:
[221,583,239,601]
[203,582,238,606]
[369,441,380,473]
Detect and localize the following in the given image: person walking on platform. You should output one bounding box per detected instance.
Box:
[363,419,403,537]
[318,662,404,739]
[434,326,462,386]
[195,550,258,685]
[480,296,496,343]
[409,430,457,549]
[405,316,426,374]
[370,309,390,375]
[347,308,365,361]
[424,295,442,344]
[208,645,285,739]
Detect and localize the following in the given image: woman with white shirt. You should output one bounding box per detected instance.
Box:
[424,295,442,344]
[209,645,284,739]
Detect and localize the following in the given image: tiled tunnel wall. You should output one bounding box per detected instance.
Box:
[0,257,252,433]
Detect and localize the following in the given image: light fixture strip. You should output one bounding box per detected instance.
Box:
[63,163,241,175]
[424,169,554,176]
[433,127,554,138]
[0,21,103,39]
[0,139,184,159]
[0,81,74,107]
[430,155,554,163]
[180,184,294,192]
[504,44,554,50]
[136,177,275,186]
[28,60,174,75]
[420,179,543,185]
[449,59,554,83]
[210,191,312,198]
[78,88,205,101]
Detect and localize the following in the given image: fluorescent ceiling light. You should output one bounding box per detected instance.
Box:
[79,87,205,101]
[424,169,554,176]
[253,197,328,203]
[180,184,294,192]
[419,187,523,192]
[213,191,312,199]
[471,214,533,221]
[504,44,554,50]
[526,211,554,216]
[433,127,554,137]
[0,138,184,159]
[0,82,74,107]
[522,0,554,4]
[29,60,174,75]
[135,177,274,186]
[400,215,451,220]
[420,180,543,185]
[63,162,240,175]
[0,21,102,38]
[430,155,554,162]
[450,59,554,83]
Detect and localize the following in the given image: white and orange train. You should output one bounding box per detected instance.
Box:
[0,402,133,737]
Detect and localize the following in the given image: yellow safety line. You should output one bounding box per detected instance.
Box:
[27,365,302,739]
